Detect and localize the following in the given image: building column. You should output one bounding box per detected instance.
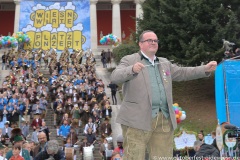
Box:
[111,0,122,42]
[134,0,145,19]
[14,0,21,33]
[90,0,98,52]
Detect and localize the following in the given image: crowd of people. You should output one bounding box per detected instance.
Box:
[0,47,123,160]
[0,30,221,160]
[223,48,240,59]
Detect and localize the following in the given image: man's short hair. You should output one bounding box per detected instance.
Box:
[46,140,59,154]
[193,140,203,151]
[13,143,21,151]
[139,30,155,42]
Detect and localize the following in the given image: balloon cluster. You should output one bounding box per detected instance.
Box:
[0,36,18,49]
[173,103,186,124]
[13,32,30,43]
[99,34,120,46]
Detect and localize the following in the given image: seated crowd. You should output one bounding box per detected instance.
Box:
[0,48,123,160]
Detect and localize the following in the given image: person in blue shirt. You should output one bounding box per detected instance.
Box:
[0,94,8,122]
[18,101,26,117]
[31,60,37,70]
[49,73,58,85]
[10,57,18,69]
[8,94,18,106]
[17,55,24,67]
[59,119,70,141]
[6,103,14,122]
[23,57,31,70]
[73,78,84,86]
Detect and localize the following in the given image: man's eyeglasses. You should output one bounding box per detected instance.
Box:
[141,39,159,44]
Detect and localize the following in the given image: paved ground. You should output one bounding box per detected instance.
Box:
[95,58,122,148]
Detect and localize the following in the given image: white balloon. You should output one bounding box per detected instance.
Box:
[180,114,186,120]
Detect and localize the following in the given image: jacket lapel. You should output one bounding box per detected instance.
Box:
[137,52,152,106]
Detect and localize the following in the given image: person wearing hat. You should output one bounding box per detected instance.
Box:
[5,135,30,160]
[113,135,124,157]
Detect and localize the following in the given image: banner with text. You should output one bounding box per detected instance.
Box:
[19,0,90,51]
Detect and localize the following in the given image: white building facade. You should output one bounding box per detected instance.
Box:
[0,0,145,51]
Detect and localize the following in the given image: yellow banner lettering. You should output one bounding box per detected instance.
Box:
[66,10,74,28]
[73,31,86,50]
[42,31,51,50]
[25,31,35,49]
[57,31,66,50]
[52,35,57,40]
[51,33,57,49]
[66,32,73,48]
[51,10,59,28]
[34,10,45,28]
[44,10,51,26]
[34,32,42,48]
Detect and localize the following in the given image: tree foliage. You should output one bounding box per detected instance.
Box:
[112,40,139,64]
[136,0,240,66]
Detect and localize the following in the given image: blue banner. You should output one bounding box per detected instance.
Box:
[215,60,240,127]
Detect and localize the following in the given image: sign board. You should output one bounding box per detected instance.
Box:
[204,135,214,145]
[174,131,197,150]
[216,123,223,150]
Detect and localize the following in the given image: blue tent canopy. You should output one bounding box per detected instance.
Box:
[215,60,240,127]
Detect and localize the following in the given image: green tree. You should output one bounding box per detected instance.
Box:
[112,40,139,64]
[136,0,240,66]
